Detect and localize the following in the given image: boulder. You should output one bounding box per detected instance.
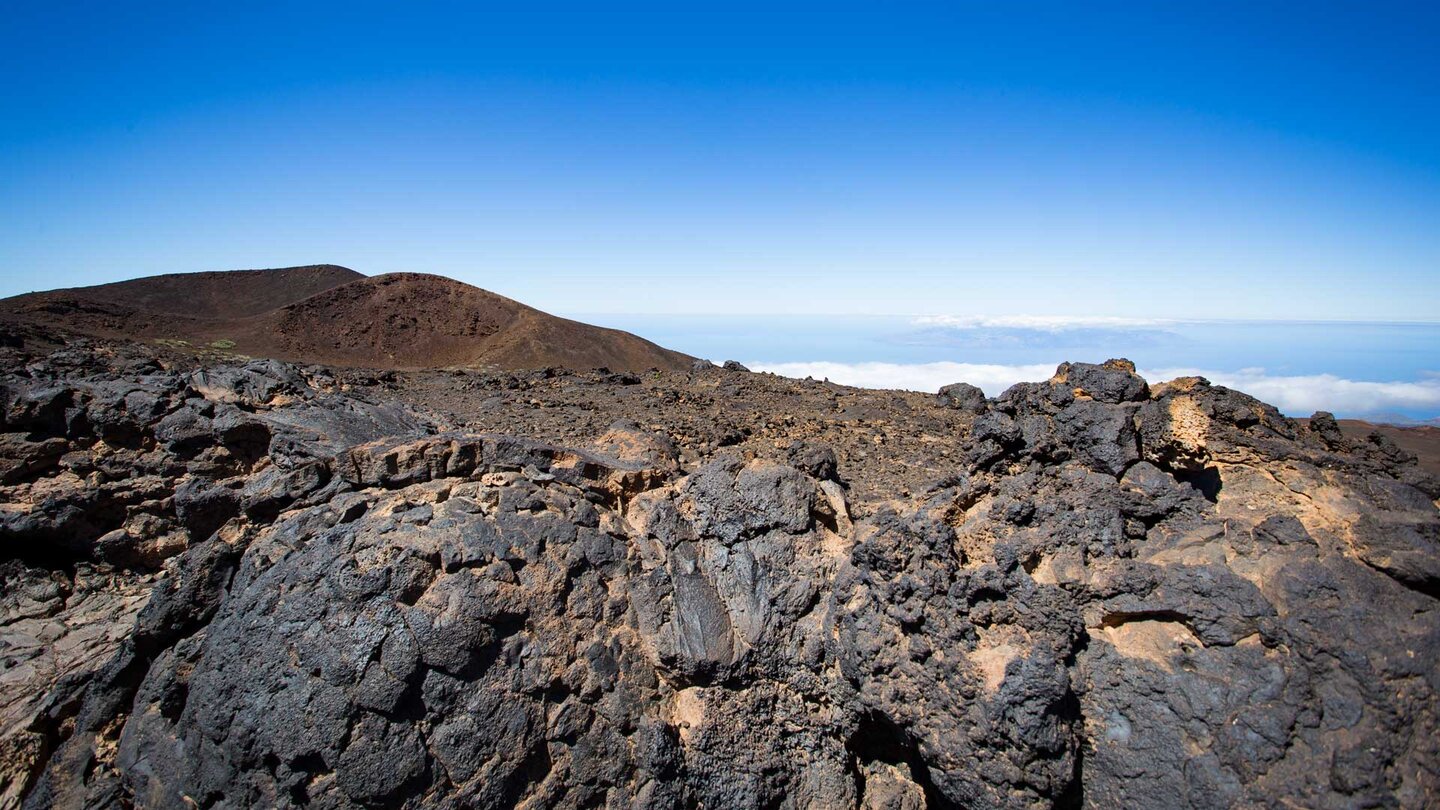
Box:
[937,381,987,413]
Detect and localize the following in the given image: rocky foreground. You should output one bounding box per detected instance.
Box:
[2,340,1438,808]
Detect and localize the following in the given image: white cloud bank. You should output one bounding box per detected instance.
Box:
[748,361,1440,420]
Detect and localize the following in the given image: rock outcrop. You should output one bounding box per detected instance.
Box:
[2,346,1437,809]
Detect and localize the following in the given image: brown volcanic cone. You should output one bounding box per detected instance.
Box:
[0,266,694,372]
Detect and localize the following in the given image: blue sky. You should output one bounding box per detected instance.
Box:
[2,2,1438,319]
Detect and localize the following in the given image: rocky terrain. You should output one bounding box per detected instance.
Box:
[0,267,694,373]
[1,325,1437,808]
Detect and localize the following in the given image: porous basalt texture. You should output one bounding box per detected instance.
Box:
[2,347,1437,809]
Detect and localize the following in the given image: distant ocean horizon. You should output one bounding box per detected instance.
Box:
[572,314,1440,423]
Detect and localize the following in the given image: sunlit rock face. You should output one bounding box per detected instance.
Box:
[3,348,1437,809]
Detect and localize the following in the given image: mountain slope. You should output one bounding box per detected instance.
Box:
[0,266,695,372]
[2,264,362,323]
[254,273,693,371]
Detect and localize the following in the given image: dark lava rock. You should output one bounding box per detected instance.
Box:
[1308,409,1346,448]
[938,381,987,413]
[2,340,1437,809]
[1057,358,1149,403]
[786,440,840,483]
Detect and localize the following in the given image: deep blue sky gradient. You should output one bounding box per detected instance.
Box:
[3,2,1438,317]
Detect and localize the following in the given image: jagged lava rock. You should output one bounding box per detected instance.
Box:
[938,382,988,414]
[0,344,1436,809]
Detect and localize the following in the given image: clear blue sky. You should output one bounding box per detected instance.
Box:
[2,2,1438,318]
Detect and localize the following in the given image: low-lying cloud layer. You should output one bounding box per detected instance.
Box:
[748,361,1440,421]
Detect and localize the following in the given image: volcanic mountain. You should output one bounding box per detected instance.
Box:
[0,265,695,372]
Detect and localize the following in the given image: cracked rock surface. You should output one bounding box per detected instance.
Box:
[2,345,1437,809]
